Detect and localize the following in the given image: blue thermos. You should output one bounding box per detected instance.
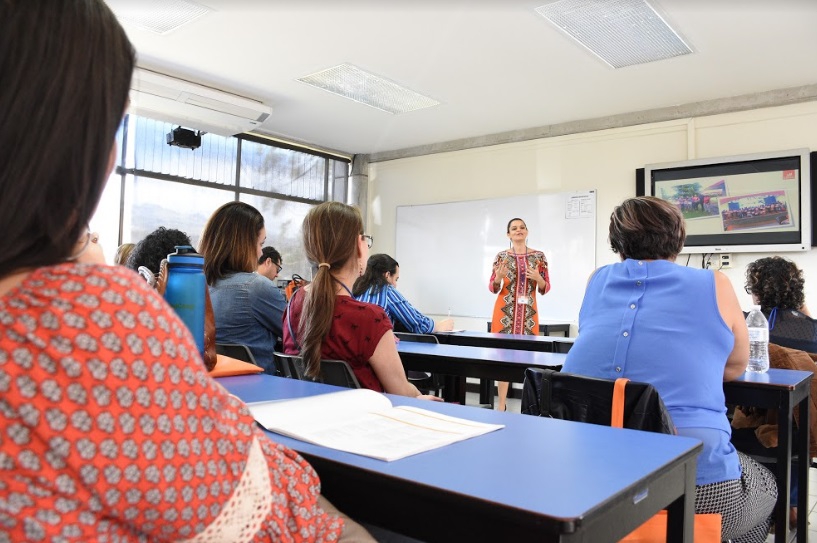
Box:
[163,245,206,358]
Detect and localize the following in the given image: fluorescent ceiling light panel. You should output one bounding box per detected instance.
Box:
[535,0,692,69]
[108,0,210,35]
[297,63,440,115]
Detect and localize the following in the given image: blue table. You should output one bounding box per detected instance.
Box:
[218,373,701,543]
[435,330,574,353]
[723,368,811,543]
[396,342,811,542]
[396,342,565,403]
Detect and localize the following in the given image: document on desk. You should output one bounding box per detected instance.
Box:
[247,389,504,461]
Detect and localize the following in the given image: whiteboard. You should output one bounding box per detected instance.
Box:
[395,190,596,321]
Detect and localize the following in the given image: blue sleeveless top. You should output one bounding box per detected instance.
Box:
[563,259,740,485]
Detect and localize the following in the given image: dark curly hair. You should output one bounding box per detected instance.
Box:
[126,227,191,274]
[745,256,805,311]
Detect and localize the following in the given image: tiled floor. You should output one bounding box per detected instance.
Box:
[465,391,816,542]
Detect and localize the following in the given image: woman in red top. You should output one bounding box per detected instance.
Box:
[283,202,441,400]
[0,1,370,541]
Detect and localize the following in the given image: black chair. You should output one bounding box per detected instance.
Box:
[521,368,676,435]
[272,352,306,379]
[319,359,362,389]
[394,332,445,396]
[216,343,259,366]
[272,352,361,389]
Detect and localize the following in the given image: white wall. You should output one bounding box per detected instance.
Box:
[367,101,817,334]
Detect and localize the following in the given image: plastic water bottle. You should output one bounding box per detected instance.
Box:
[163,245,206,358]
[746,305,769,373]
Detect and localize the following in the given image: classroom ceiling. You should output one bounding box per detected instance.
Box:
[107,0,817,158]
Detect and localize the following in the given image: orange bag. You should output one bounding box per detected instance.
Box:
[613,378,721,543]
[284,274,309,301]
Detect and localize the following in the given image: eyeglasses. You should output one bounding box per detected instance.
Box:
[274,262,283,274]
[362,234,373,249]
[744,285,753,294]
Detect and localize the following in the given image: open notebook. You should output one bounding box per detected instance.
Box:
[247,389,503,461]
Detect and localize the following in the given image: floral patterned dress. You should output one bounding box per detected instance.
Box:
[489,249,550,335]
[0,263,343,542]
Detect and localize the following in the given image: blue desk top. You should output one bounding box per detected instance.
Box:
[219,374,701,521]
[397,341,565,367]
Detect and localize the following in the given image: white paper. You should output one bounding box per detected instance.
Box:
[247,389,503,461]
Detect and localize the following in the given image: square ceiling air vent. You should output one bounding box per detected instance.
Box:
[297,63,440,115]
[535,0,692,68]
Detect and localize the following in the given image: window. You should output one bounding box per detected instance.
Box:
[95,114,350,280]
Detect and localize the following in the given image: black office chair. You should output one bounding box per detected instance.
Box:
[394,332,445,396]
[521,368,676,435]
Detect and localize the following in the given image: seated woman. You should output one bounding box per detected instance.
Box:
[563,197,776,543]
[199,202,286,373]
[0,1,370,540]
[745,256,817,353]
[352,253,454,333]
[283,202,441,400]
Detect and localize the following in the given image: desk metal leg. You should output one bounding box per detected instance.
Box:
[665,458,696,543]
[479,379,494,407]
[796,395,809,542]
[774,392,793,543]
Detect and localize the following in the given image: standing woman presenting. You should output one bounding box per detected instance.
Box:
[489,218,551,411]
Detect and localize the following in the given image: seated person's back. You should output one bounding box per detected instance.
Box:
[199,202,285,372]
[563,197,775,542]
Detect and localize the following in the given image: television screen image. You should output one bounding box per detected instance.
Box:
[646,149,811,253]
[719,190,790,232]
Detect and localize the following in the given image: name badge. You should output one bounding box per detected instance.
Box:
[517,296,530,305]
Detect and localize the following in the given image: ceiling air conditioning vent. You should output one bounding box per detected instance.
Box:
[129,67,272,136]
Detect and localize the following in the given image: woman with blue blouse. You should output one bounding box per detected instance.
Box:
[563,197,776,543]
[353,254,454,333]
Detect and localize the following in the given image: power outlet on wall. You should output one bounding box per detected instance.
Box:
[719,253,732,269]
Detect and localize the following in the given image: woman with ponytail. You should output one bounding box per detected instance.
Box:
[283,202,441,399]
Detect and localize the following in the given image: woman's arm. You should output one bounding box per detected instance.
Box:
[490,254,508,294]
[714,270,749,381]
[386,286,435,334]
[368,330,434,398]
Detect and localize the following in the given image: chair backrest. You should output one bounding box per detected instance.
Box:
[521,368,676,435]
[319,359,362,389]
[271,353,360,389]
[272,352,307,379]
[394,332,439,344]
[216,343,258,366]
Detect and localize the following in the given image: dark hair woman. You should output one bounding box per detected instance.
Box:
[563,197,776,542]
[488,217,550,411]
[745,256,816,353]
[198,202,286,371]
[0,2,368,539]
[283,202,441,399]
[353,253,454,333]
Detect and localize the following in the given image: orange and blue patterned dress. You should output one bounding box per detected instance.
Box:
[0,263,343,542]
[489,249,550,335]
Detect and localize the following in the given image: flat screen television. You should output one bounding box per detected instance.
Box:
[645,148,811,253]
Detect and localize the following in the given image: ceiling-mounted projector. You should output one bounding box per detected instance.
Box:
[166,126,202,150]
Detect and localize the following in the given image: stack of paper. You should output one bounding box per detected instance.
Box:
[247,389,504,461]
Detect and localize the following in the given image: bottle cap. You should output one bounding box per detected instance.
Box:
[167,245,204,266]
